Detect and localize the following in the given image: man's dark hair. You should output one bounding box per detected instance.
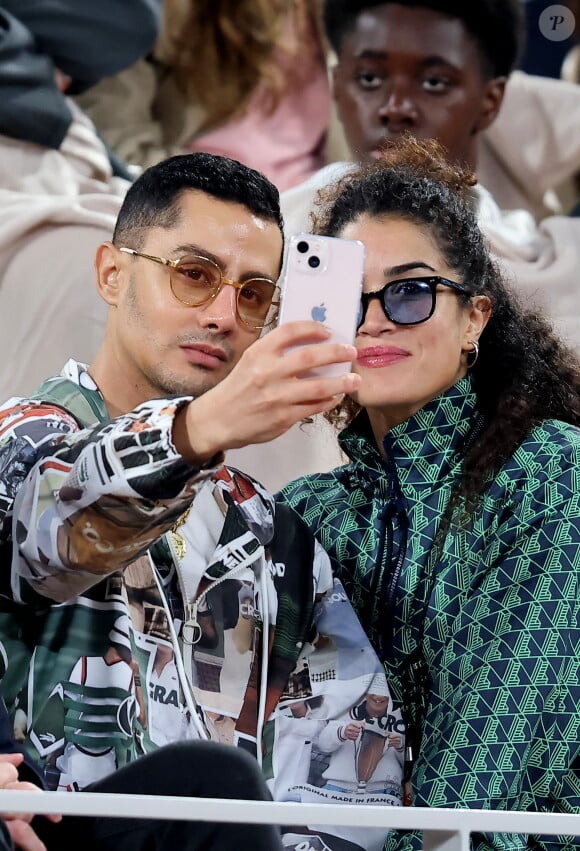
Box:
[323,0,526,78]
[113,152,284,249]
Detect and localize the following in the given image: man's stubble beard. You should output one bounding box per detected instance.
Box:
[144,360,225,400]
[126,272,235,400]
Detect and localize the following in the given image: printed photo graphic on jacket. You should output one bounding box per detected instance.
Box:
[0,360,405,851]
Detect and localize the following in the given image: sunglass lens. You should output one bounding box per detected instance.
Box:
[384,279,433,325]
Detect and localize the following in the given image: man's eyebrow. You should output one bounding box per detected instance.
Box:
[171,243,278,281]
[354,49,388,61]
[172,243,222,266]
[383,262,437,276]
[353,49,460,70]
[419,56,461,71]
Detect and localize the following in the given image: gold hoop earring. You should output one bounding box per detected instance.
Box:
[466,339,479,368]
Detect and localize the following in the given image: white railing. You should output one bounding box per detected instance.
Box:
[0,791,578,851]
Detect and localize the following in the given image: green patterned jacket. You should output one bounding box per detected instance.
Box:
[279,377,580,851]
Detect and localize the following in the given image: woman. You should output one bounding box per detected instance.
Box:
[77,0,333,191]
[278,138,580,848]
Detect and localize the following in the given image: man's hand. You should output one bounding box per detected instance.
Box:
[0,754,61,851]
[174,321,361,463]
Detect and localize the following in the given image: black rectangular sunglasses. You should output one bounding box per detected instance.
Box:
[357,276,470,327]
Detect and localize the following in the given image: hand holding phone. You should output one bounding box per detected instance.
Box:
[277,234,365,378]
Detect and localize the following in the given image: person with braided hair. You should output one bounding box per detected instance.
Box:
[279,136,580,851]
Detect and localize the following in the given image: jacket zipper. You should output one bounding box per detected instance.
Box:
[177,557,253,646]
[381,497,409,645]
[375,450,409,662]
[369,499,391,660]
[166,531,270,752]
[147,550,209,740]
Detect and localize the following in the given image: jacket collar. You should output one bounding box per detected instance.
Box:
[339,377,480,492]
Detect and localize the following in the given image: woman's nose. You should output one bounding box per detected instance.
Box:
[358,295,395,334]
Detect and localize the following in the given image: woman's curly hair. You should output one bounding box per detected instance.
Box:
[313,137,580,511]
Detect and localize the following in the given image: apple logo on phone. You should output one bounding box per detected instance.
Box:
[311,303,327,322]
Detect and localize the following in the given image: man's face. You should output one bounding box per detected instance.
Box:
[333,3,499,167]
[111,190,283,400]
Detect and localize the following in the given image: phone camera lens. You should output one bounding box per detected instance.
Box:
[297,241,309,254]
[308,255,320,268]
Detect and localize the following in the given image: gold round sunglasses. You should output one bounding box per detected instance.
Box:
[119,247,280,330]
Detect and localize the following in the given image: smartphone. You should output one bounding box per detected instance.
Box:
[277,233,366,378]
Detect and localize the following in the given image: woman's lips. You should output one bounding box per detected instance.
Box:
[357,346,411,368]
[181,344,227,369]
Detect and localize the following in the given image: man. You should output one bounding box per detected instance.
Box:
[228,0,580,490]
[320,0,580,223]
[0,152,400,851]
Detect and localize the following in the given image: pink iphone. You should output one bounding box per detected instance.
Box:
[277,233,366,378]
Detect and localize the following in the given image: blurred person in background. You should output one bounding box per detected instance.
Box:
[78,0,343,192]
[0,0,162,399]
[313,0,580,221]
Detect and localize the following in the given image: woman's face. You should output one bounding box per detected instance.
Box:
[340,214,488,430]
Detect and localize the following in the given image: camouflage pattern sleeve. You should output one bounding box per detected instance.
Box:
[0,396,220,603]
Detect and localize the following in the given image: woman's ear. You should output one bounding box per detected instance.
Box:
[464,294,492,348]
[95,242,124,306]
